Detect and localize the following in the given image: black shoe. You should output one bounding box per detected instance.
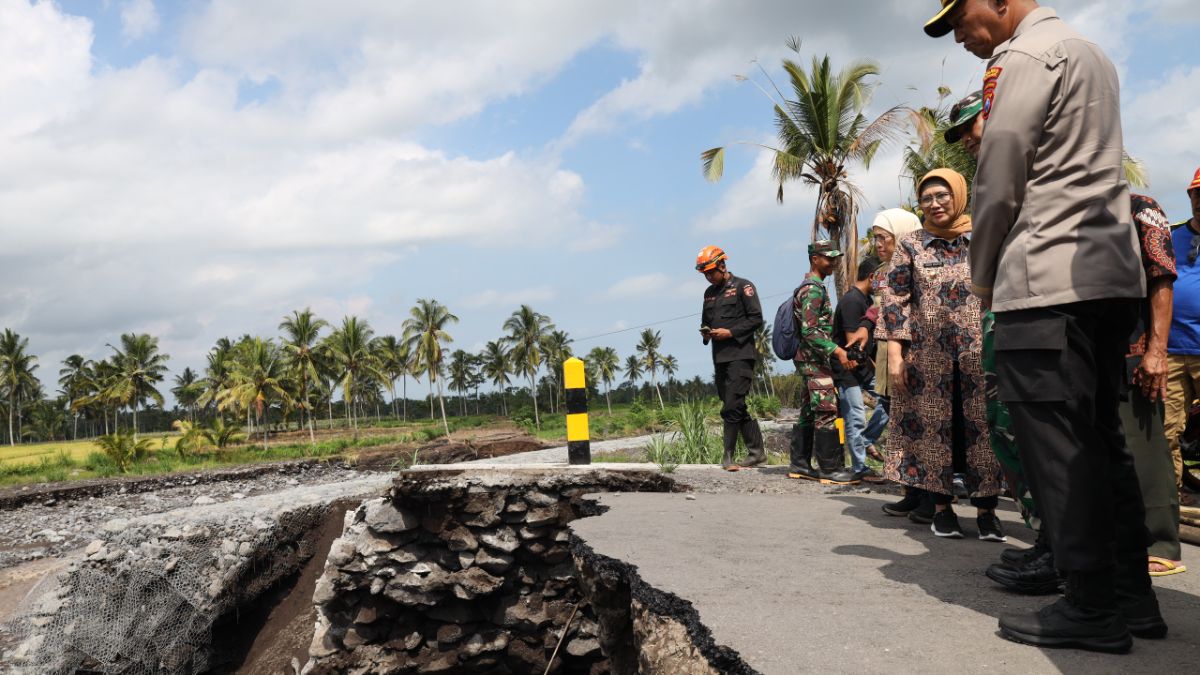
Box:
[853,466,878,481]
[787,425,819,480]
[907,494,935,524]
[931,509,964,538]
[720,449,734,469]
[999,597,1132,654]
[1000,531,1049,566]
[977,513,1008,542]
[986,553,1061,595]
[883,488,922,516]
[1118,592,1167,640]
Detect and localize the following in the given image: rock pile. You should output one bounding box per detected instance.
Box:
[304,468,675,674]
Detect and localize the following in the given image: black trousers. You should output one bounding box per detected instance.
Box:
[994,299,1151,574]
[715,359,754,425]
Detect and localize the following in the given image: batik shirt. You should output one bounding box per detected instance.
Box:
[1128,194,1177,355]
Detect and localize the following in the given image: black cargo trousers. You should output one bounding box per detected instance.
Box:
[993,299,1151,591]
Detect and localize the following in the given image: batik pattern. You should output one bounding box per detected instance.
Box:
[876,230,1003,497]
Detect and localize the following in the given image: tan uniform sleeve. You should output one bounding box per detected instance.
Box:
[969,51,1059,301]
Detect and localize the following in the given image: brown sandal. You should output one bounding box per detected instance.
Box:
[866,444,885,462]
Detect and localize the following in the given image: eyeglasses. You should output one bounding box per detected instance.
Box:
[918,191,953,208]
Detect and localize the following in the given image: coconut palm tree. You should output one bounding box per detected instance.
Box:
[660,354,679,402]
[170,367,206,424]
[402,299,458,437]
[280,308,328,443]
[447,349,474,416]
[0,329,39,446]
[105,333,169,440]
[753,324,777,397]
[623,354,643,395]
[58,354,93,440]
[503,305,554,430]
[326,316,378,435]
[586,346,620,415]
[372,335,404,420]
[481,341,512,416]
[635,329,666,410]
[703,42,906,291]
[217,337,291,451]
[541,329,574,414]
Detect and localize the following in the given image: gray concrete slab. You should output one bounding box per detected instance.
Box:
[571,489,1200,675]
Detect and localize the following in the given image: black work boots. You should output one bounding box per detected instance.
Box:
[814,429,858,485]
[999,570,1133,654]
[787,424,818,480]
[722,419,766,470]
[735,419,766,468]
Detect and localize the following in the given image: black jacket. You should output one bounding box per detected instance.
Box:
[701,274,763,364]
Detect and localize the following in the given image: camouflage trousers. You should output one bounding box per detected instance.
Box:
[982,311,1038,530]
[794,364,839,432]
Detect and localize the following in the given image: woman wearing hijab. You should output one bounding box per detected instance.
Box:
[868,209,929,515]
[877,169,1006,540]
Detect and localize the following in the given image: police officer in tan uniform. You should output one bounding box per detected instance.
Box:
[926,0,1163,653]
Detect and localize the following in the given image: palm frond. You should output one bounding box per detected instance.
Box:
[701,147,726,182]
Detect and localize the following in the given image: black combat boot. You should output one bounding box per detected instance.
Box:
[998,569,1132,654]
[786,424,818,480]
[986,548,1062,595]
[814,428,858,485]
[721,422,738,470]
[735,418,766,468]
[1000,530,1051,567]
[1114,551,1167,639]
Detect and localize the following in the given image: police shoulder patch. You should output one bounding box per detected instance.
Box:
[982,66,1002,121]
[743,284,754,297]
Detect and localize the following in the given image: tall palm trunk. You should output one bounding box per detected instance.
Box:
[428,379,435,421]
[605,385,612,415]
[436,379,450,437]
[7,394,13,447]
[529,372,541,430]
[402,375,408,421]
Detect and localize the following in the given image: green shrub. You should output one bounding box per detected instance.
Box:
[96,432,153,473]
[748,395,782,420]
[772,374,804,408]
[645,434,679,473]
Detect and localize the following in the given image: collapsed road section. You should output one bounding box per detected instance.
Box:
[304,466,758,674]
[1,476,390,674]
[2,465,765,674]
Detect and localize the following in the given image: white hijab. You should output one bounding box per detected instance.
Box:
[872,208,922,243]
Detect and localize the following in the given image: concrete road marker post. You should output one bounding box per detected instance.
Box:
[564,357,590,465]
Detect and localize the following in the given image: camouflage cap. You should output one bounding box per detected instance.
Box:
[944,90,984,144]
[808,240,844,258]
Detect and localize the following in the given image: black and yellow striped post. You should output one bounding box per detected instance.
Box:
[564,357,590,465]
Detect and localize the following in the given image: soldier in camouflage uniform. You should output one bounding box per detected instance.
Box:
[788,240,858,484]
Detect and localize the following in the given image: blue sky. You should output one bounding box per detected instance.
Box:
[2,0,1198,402]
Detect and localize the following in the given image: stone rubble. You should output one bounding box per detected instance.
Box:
[303,468,676,674]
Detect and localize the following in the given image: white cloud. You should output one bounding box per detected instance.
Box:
[120,0,159,42]
[461,287,557,310]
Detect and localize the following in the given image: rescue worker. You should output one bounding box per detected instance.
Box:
[697,246,767,469]
[787,240,858,484]
[926,0,1164,652]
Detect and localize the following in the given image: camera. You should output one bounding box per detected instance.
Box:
[845,345,867,362]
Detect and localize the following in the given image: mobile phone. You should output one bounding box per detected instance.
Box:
[699,326,712,335]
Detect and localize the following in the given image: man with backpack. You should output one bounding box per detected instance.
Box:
[697,245,768,470]
[785,240,858,484]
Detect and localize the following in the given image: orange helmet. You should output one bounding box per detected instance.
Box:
[695,245,727,273]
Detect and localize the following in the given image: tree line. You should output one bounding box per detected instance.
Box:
[1,301,788,447]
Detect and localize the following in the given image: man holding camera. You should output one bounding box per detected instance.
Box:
[834,255,886,481]
[787,240,858,484]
